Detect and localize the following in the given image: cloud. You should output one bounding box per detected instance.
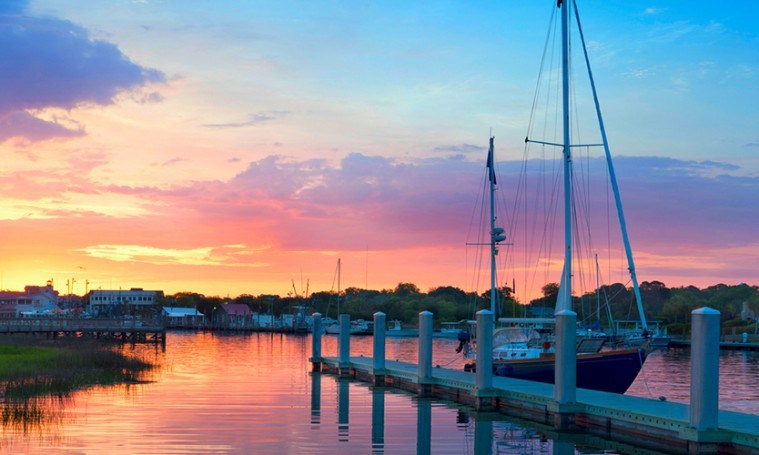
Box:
[744,142,759,148]
[77,244,269,267]
[0,6,165,142]
[623,68,655,79]
[2,149,756,286]
[432,143,484,154]
[0,111,84,142]
[642,7,666,16]
[203,112,279,129]
[157,157,187,167]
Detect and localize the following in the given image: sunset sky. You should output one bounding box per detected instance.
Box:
[1,1,756,303]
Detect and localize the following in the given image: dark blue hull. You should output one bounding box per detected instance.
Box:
[491,348,647,394]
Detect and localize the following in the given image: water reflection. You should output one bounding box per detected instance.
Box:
[337,378,350,442]
[416,397,431,455]
[1,396,67,435]
[474,416,492,455]
[320,373,675,454]
[1,332,750,454]
[310,372,321,426]
[371,387,384,453]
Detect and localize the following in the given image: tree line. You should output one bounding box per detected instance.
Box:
[158,281,758,332]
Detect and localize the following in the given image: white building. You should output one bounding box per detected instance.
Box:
[0,283,59,316]
[88,288,163,315]
[162,307,205,327]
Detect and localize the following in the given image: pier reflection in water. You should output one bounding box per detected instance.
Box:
[2,332,752,453]
[309,371,665,455]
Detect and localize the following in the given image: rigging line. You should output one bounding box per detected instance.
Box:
[330,260,338,293]
[526,3,559,140]
[638,349,656,400]
[573,0,647,328]
[468,167,490,303]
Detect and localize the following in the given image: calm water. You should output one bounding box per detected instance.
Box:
[1,332,756,454]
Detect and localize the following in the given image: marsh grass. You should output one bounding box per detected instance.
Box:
[0,335,155,399]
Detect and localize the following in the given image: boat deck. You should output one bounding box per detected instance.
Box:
[319,355,759,454]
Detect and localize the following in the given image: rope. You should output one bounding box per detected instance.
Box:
[637,348,657,400]
[438,353,464,368]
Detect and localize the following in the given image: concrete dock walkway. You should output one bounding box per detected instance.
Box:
[319,355,758,454]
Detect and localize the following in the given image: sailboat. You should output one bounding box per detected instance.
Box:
[323,258,372,335]
[461,0,648,395]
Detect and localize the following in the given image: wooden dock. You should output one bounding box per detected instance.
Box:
[317,355,758,454]
[0,318,166,343]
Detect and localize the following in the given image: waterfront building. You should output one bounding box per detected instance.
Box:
[162,306,205,327]
[0,283,60,316]
[218,303,252,327]
[87,288,163,316]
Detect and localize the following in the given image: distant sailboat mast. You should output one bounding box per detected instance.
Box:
[337,258,341,316]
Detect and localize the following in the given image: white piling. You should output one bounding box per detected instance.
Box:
[373,312,386,372]
[476,310,493,392]
[311,312,322,371]
[690,307,720,431]
[339,314,350,368]
[418,311,433,381]
[554,309,577,404]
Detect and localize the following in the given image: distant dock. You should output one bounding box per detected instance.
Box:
[671,338,759,351]
[0,318,166,343]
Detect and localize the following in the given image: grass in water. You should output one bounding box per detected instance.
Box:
[0,335,155,399]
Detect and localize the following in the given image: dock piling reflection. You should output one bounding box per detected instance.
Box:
[474,415,493,455]
[371,387,385,453]
[338,378,350,442]
[310,372,321,426]
[416,398,432,455]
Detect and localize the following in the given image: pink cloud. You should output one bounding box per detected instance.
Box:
[0,151,755,296]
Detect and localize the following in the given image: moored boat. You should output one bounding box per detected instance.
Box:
[386,319,418,337]
[461,0,650,394]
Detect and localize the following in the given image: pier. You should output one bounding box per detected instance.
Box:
[310,309,759,455]
[0,317,166,343]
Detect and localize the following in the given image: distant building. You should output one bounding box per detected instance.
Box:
[218,303,252,327]
[162,307,205,327]
[0,283,59,316]
[87,288,163,316]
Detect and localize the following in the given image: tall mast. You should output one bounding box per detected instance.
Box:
[559,0,573,312]
[488,136,506,319]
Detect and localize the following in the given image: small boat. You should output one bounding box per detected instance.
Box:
[386,320,418,337]
[322,258,373,335]
[433,321,468,339]
[325,318,373,335]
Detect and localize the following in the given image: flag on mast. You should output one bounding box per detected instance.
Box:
[486,136,496,184]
